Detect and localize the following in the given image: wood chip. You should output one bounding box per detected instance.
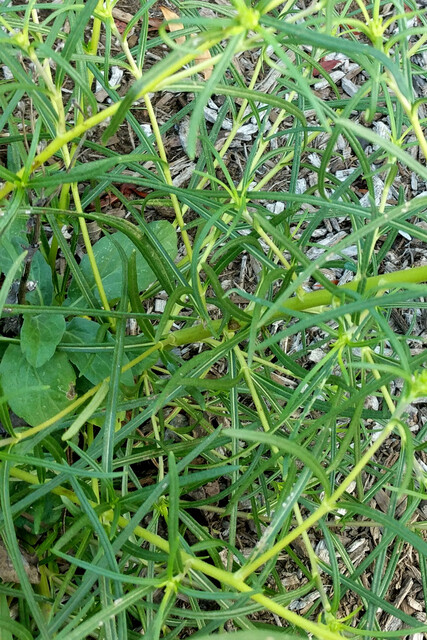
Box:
[112,8,134,23]
[407,596,423,612]
[0,542,39,584]
[160,7,185,45]
[341,77,359,97]
[393,578,413,608]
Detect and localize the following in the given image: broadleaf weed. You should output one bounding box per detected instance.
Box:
[0,0,427,638]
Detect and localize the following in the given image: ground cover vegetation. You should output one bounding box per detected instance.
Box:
[0,0,427,637]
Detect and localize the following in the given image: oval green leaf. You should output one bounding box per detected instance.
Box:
[61,318,134,386]
[0,346,76,426]
[21,313,66,368]
[65,221,177,307]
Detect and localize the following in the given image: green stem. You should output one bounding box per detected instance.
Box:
[144,93,193,259]
[7,466,345,640]
[279,264,427,312]
[294,502,331,614]
[387,76,427,160]
[25,41,112,321]
[0,46,218,201]
[1,264,426,448]
[70,183,113,321]
[144,372,164,481]
[235,402,407,581]
[234,344,272,434]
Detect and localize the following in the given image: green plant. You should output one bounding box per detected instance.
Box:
[1,0,427,638]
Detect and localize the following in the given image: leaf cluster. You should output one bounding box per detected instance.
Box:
[0,0,427,639]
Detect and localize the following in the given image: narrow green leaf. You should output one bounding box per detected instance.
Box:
[194,633,299,640]
[61,318,134,386]
[0,461,50,638]
[261,14,409,95]
[62,380,109,441]
[27,153,153,188]
[102,237,128,476]
[53,585,150,640]
[0,164,20,183]
[167,452,182,579]
[55,0,99,87]
[226,429,331,496]
[66,222,177,306]
[101,45,192,144]
[187,34,242,159]
[0,252,26,316]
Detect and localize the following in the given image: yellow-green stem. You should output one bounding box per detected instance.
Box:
[236,404,405,581]
[1,264,426,449]
[363,348,396,414]
[233,344,272,434]
[70,183,113,321]
[0,47,213,201]
[144,372,164,480]
[294,502,331,614]
[387,76,427,160]
[7,466,344,640]
[143,94,193,260]
[25,42,112,319]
